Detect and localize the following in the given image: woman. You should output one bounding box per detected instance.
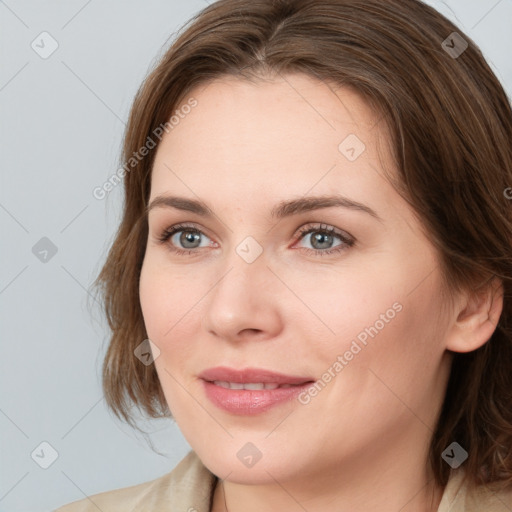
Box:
[57,0,512,510]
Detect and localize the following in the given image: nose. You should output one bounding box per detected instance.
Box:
[201,247,284,344]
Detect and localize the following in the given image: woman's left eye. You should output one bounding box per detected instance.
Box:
[157,222,355,257]
[294,223,355,256]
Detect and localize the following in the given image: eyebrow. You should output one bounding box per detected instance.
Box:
[146,194,382,222]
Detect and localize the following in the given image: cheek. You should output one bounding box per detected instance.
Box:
[138,259,200,412]
[139,255,213,387]
[139,263,168,340]
[295,252,446,376]
[280,263,403,355]
[139,256,199,338]
[324,268,448,415]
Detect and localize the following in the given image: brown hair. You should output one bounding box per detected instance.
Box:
[93,0,512,491]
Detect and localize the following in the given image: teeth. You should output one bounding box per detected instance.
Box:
[212,381,291,390]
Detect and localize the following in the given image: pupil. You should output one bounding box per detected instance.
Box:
[181,231,200,248]
[313,232,332,249]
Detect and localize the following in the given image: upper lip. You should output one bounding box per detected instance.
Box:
[199,366,315,385]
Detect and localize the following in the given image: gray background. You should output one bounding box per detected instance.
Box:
[1,1,511,510]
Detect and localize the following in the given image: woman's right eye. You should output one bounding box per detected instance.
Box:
[157,223,214,255]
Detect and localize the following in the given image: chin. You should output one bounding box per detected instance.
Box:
[197,442,306,484]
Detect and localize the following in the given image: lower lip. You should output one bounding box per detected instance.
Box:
[201,380,313,415]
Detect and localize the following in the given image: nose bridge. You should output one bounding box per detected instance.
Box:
[212,235,268,305]
[201,234,282,339]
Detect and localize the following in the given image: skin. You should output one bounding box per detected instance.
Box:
[139,74,503,512]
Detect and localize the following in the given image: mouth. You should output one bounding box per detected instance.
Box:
[210,381,305,390]
[199,366,314,385]
[199,366,316,415]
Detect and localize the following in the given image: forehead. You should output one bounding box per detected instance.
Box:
[150,74,394,208]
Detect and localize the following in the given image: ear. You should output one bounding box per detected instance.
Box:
[445,276,504,353]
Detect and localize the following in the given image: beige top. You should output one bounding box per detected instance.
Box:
[55,450,512,511]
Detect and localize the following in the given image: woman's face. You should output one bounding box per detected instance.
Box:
[139,74,454,488]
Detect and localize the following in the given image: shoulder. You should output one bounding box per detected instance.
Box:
[465,479,512,511]
[438,469,512,512]
[54,450,217,512]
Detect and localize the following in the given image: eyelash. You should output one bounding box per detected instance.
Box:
[156,222,355,257]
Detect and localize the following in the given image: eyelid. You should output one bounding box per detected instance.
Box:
[156,222,215,248]
[294,222,354,243]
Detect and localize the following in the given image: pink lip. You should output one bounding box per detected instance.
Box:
[199,366,315,415]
